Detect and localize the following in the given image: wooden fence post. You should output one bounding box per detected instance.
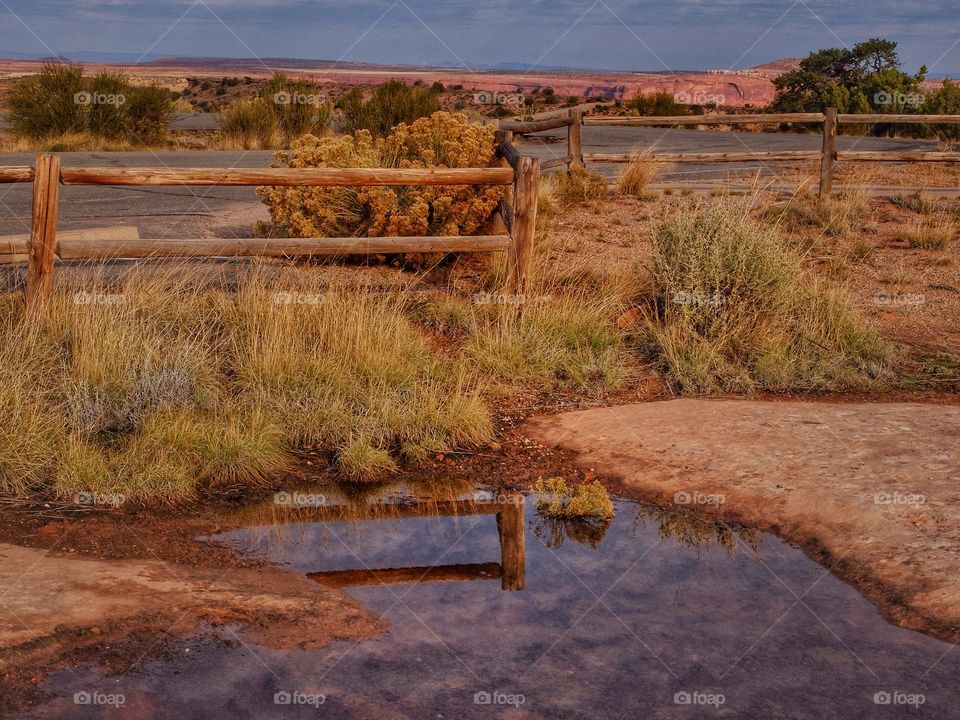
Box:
[819,107,838,200]
[568,108,584,170]
[507,155,540,296]
[25,154,61,311]
[497,497,525,591]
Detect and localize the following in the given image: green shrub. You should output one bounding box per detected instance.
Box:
[258,73,333,138]
[7,64,86,138]
[6,64,172,144]
[626,90,694,116]
[217,99,280,149]
[337,79,441,136]
[639,201,889,393]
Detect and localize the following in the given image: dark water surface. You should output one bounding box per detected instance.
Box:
[28,487,960,719]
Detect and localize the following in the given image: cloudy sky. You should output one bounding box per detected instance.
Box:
[1,0,957,74]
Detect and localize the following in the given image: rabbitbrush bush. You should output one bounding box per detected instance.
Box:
[257,112,504,238]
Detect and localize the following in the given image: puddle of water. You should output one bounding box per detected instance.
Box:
[29,484,959,719]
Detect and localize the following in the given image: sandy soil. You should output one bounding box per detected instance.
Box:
[526,399,960,642]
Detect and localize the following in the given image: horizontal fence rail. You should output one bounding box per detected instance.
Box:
[4,154,539,311]
[60,166,515,187]
[0,167,34,183]
[837,114,960,125]
[499,116,575,134]
[583,151,822,164]
[583,113,827,126]
[838,151,960,163]
[54,236,513,260]
[503,107,960,198]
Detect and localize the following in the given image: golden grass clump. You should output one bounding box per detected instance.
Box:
[462,291,628,389]
[617,153,664,197]
[0,265,502,503]
[217,99,283,150]
[534,477,614,520]
[905,217,957,249]
[227,277,493,477]
[0,321,62,496]
[638,200,889,394]
[257,112,504,238]
[545,167,608,207]
[770,187,871,238]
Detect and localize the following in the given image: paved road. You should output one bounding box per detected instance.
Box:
[0,127,948,236]
[0,150,274,236]
[0,112,219,132]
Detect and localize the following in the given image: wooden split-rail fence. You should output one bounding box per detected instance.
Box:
[4,107,959,310]
[0,151,540,310]
[500,107,960,197]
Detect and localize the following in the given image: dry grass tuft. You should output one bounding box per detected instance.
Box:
[545,167,608,207]
[617,153,665,197]
[534,477,614,520]
[905,218,957,249]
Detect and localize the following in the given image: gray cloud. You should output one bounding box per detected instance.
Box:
[1,0,957,73]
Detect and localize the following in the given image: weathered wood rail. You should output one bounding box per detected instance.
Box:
[502,108,960,198]
[3,155,539,311]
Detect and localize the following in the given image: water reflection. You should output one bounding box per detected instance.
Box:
[630,504,761,554]
[34,483,960,720]
[533,515,611,549]
[306,493,526,591]
[215,482,767,602]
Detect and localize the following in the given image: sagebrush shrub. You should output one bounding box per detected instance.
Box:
[337,79,440,136]
[7,63,173,143]
[640,201,889,393]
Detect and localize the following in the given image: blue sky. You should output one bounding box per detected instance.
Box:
[1,0,957,74]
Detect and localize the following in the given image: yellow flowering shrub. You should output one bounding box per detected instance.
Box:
[257,112,504,239]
